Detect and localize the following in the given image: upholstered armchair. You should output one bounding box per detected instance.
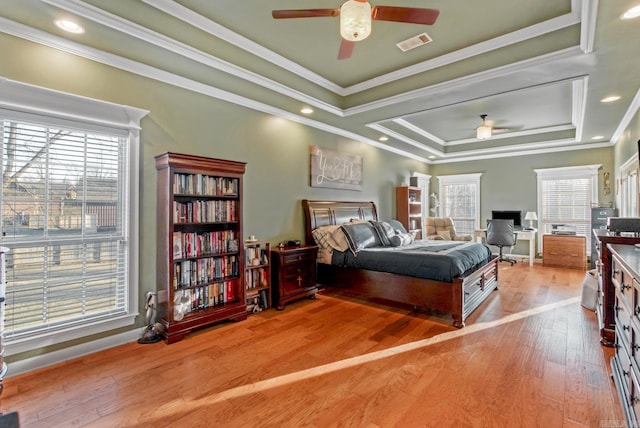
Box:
[425,217,472,241]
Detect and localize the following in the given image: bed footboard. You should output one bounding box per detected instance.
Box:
[452,255,499,328]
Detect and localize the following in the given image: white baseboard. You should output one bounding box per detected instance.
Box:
[5,328,141,377]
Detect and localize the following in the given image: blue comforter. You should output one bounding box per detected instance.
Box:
[330,240,493,282]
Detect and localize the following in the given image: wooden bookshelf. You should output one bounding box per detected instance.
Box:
[245,241,271,313]
[155,152,247,343]
[396,186,423,239]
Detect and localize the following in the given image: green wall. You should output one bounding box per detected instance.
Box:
[2,32,631,367]
[0,34,428,362]
[429,148,616,226]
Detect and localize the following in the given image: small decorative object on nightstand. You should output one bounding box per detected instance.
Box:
[271,244,318,310]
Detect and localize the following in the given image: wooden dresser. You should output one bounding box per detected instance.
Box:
[592,230,640,346]
[608,243,640,427]
[271,245,318,310]
[542,234,587,270]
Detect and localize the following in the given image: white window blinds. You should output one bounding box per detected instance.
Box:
[0,77,147,355]
[535,165,599,239]
[1,120,128,340]
[437,173,481,236]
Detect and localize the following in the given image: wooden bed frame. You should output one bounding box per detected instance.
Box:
[302,199,499,328]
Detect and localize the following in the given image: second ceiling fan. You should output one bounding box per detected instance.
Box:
[272,0,440,59]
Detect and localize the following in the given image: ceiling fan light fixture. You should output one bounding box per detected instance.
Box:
[340,0,372,42]
[476,125,492,140]
[476,114,492,139]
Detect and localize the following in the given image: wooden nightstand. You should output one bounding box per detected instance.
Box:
[542,234,587,270]
[271,245,318,310]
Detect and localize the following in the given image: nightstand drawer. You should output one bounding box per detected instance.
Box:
[282,252,316,265]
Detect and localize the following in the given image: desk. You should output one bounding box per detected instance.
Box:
[474,228,536,266]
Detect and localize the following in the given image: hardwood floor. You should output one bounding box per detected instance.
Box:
[1,262,625,427]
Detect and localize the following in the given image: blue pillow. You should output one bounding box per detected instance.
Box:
[370,221,395,246]
[385,219,408,235]
[340,222,382,255]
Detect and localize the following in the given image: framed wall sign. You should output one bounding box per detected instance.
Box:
[310,145,362,191]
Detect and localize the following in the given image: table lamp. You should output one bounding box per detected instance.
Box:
[524,211,538,229]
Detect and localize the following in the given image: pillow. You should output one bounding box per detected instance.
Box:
[340,222,382,255]
[389,232,414,247]
[436,230,452,240]
[331,227,350,252]
[312,225,349,252]
[385,219,408,235]
[370,221,395,246]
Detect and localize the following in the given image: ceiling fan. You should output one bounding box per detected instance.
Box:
[272,0,440,59]
[476,114,510,139]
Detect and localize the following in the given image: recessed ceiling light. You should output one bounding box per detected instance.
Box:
[55,19,84,34]
[379,136,388,141]
[601,95,621,103]
[592,135,604,140]
[300,107,313,115]
[621,5,640,20]
[428,155,436,159]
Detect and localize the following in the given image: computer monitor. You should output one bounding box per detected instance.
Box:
[491,210,522,228]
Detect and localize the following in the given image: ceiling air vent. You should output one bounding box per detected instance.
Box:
[396,32,432,52]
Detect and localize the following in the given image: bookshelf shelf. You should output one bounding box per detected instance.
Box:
[155,152,247,344]
[245,241,271,313]
[396,186,423,240]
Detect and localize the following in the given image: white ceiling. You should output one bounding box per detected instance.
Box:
[1,0,639,163]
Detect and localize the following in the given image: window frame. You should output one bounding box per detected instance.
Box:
[436,173,482,235]
[534,164,600,254]
[0,77,147,355]
[618,155,639,217]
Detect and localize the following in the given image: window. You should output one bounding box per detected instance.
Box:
[0,78,147,354]
[437,173,481,235]
[619,155,638,217]
[535,164,599,252]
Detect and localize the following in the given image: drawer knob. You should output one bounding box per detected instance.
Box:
[623,284,632,291]
[624,324,630,331]
[615,305,622,312]
[614,269,620,275]
[635,306,640,316]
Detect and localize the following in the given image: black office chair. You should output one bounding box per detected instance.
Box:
[486,219,517,265]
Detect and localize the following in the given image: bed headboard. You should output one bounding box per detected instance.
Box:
[302,199,378,245]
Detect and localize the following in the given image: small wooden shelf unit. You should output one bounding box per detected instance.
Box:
[245,241,271,312]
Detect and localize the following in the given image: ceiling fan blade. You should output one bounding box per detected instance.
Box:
[338,39,355,60]
[372,6,440,25]
[272,9,339,19]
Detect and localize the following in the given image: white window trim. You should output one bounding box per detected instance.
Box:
[437,173,482,231]
[618,155,638,217]
[0,77,148,356]
[534,164,600,253]
[534,164,600,208]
